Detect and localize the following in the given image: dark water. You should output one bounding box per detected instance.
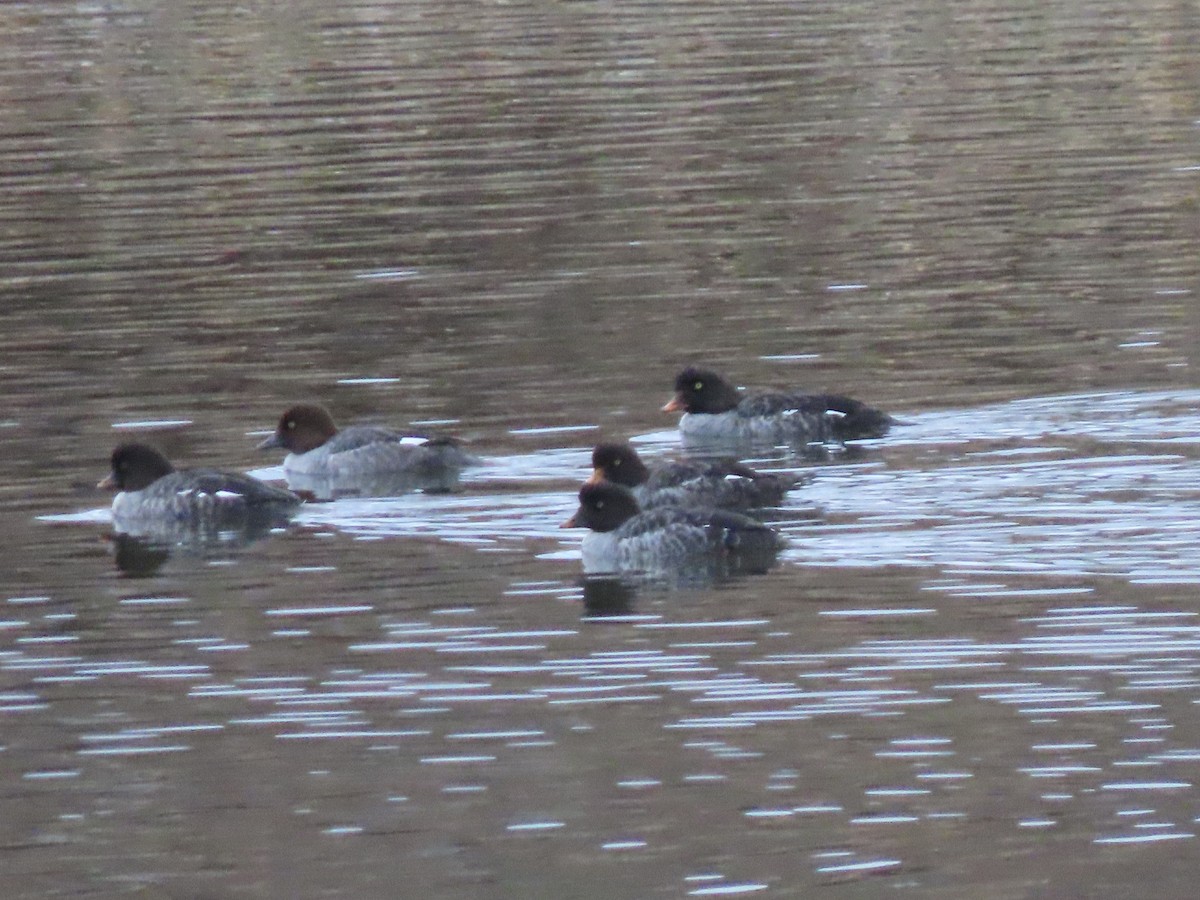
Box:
[4,0,1200,896]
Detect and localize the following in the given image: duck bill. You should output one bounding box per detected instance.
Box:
[661,394,686,413]
[256,433,284,450]
[97,474,116,490]
[583,468,606,486]
[560,513,580,529]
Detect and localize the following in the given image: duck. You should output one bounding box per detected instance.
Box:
[586,442,800,511]
[561,481,782,577]
[662,366,893,447]
[98,442,301,540]
[257,403,480,497]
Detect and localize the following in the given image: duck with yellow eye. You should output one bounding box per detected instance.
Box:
[257,403,481,498]
[663,366,893,449]
[562,481,782,580]
[586,442,800,511]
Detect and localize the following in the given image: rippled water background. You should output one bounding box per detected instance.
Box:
[4,0,1200,896]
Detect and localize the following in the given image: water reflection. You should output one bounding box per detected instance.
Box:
[579,576,637,618]
[227,390,1200,591]
[577,543,782,591]
[4,0,1199,890]
[576,557,779,614]
[787,390,1200,580]
[104,525,297,578]
[108,533,172,578]
[50,388,1200,589]
[282,468,466,501]
[104,511,294,553]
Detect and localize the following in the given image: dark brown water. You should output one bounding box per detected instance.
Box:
[4,0,1200,896]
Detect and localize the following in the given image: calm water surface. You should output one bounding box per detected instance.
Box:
[3,0,1200,897]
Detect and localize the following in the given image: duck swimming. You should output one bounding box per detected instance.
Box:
[99,442,300,540]
[663,366,893,447]
[562,481,782,577]
[257,403,480,496]
[587,442,799,511]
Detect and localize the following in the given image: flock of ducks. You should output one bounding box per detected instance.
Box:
[98,367,893,578]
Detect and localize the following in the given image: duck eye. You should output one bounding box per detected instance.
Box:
[612,459,621,467]
[595,500,605,509]
[693,380,704,391]
[286,419,296,430]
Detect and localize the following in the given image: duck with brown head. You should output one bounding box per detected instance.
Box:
[257,403,481,498]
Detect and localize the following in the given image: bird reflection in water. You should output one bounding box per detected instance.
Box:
[106,519,292,577]
[575,537,782,616]
[580,576,637,618]
[109,533,172,578]
[280,468,464,501]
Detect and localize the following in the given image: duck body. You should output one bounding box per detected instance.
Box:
[664,367,893,448]
[563,482,782,578]
[258,404,480,497]
[100,443,300,541]
[278,426,476,481]
[588,442,799,511]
